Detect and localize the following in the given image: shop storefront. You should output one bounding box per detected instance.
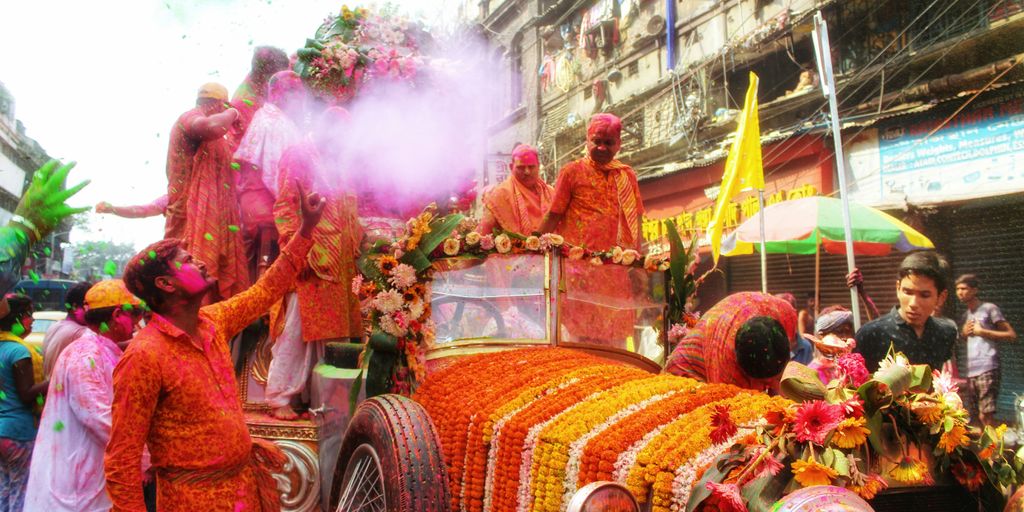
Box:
[638,135,849,310]
[845,84,1024,420]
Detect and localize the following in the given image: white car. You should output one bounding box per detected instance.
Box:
[24,310,67,352]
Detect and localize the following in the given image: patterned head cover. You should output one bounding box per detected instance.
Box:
[815,309,854,335]
[587,113,622,139]
[511,144,539,166]
[197,82,229,101]
[267,71,305,105]
[85,279,142,310]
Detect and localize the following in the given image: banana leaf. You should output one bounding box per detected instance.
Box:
[401,214,465,272]
[857,364,911,414]
[664,218,696,323]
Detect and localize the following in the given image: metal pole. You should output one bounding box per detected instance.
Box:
[758,190,768,294]
[812,12,861,330]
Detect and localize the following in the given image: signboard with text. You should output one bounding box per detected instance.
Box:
[847,89,1024,206]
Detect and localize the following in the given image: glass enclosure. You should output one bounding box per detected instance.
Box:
[557,258,668,365]
[430,254,548,344]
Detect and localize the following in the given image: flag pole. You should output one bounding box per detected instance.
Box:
[812,12,861,330]
[758,190,767,293]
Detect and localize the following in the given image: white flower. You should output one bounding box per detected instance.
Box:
[407,299,425,320]
[379,314,406,337]
[589,256,603,266]
[540,233,564,247]
[568,246,585,260]
[465,231,482,246]
[524,236,541,251]
[877,352,910,373]
[388,263,417,289]
[611,246,624,264]
[373,289,404,314]
[621,249,640,266]
[495,234,513,254]
[443,237,461,256]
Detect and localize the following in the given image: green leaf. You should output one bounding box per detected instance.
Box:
[866,412,888,456]
[943,415,955,433]
[740,462,794,512]
[418,214,465,255]
[348,370,363,417]
[830,448,849,476]
[908,364,933,392]
[399,248,433,273]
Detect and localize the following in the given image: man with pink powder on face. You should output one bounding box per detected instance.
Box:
[477,144,554,236]
[25,280,145,511]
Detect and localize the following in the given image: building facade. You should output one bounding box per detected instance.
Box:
[477,0,1024,419]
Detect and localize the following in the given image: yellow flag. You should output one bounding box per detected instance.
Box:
[709,72,764,264]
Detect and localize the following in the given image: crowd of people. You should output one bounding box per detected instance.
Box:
[0,41,1015,512]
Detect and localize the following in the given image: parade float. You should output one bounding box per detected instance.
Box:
[233,5,1024,512]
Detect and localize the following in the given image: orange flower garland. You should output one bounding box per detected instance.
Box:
[578,384,743,486]
[527,375,701,511]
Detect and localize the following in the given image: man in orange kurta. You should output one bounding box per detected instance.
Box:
[539,113,644,251]
[105,189,325,512]
[265,107,363,420]
[478,144,554,235]
[539,114,646,347]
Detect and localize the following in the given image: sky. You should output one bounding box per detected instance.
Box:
[0,0,461,251]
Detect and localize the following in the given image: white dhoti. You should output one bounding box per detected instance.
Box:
[265,293,325,408]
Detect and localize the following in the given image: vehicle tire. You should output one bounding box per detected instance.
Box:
[329,394,451,512]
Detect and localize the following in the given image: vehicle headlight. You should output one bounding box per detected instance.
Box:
[566,482,640,512]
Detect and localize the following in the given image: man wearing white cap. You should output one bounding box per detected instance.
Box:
[25,280,144,511]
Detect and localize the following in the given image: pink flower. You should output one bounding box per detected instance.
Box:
[704,482,748,512]
[710,405,738,445]
[836,353,870,387]
[792,400,844,445]
[351,274,364,295]
[668,323,688,344]
[752,447,784,478]
[480,234,495,251]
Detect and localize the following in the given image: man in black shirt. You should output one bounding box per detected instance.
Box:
[855,251,957,372]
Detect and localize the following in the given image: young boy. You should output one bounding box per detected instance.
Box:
[956,274,1016,426]
[855,251,958,372]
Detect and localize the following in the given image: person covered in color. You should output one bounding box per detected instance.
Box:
[855,251,958,372]
[41,281,92,378]
[95,196,168,220]
[539,113,644,251]
[231,46,290,134]
[955,274,1016,426]
[664,292,797,392]
[0,294,48,511]
[265,107,363,420]
[25,280,144,511]
[233,70,308,281]
[177,83,250,301]
[478,144,554,236]
[104,187,325,511]
[163,83,240,240]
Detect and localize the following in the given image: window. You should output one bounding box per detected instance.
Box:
[627,60,639,77]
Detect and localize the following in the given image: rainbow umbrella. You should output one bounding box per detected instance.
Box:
[721,196,933,257]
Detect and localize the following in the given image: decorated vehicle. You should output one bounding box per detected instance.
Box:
[310,208,1024,512]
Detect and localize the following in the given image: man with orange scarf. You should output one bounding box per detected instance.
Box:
[538,113,644,251]
[478,144,553,235]
[265,107,363,420]
[538,114,646,347]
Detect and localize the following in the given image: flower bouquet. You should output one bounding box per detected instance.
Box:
[686,349,1024,511]
[296,4,426,102]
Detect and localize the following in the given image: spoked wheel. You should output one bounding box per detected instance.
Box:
[335,444,386,512]
[329,395,451,512]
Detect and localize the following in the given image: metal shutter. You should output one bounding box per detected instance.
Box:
[944,198,1024,422]
[726,251,903,325]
